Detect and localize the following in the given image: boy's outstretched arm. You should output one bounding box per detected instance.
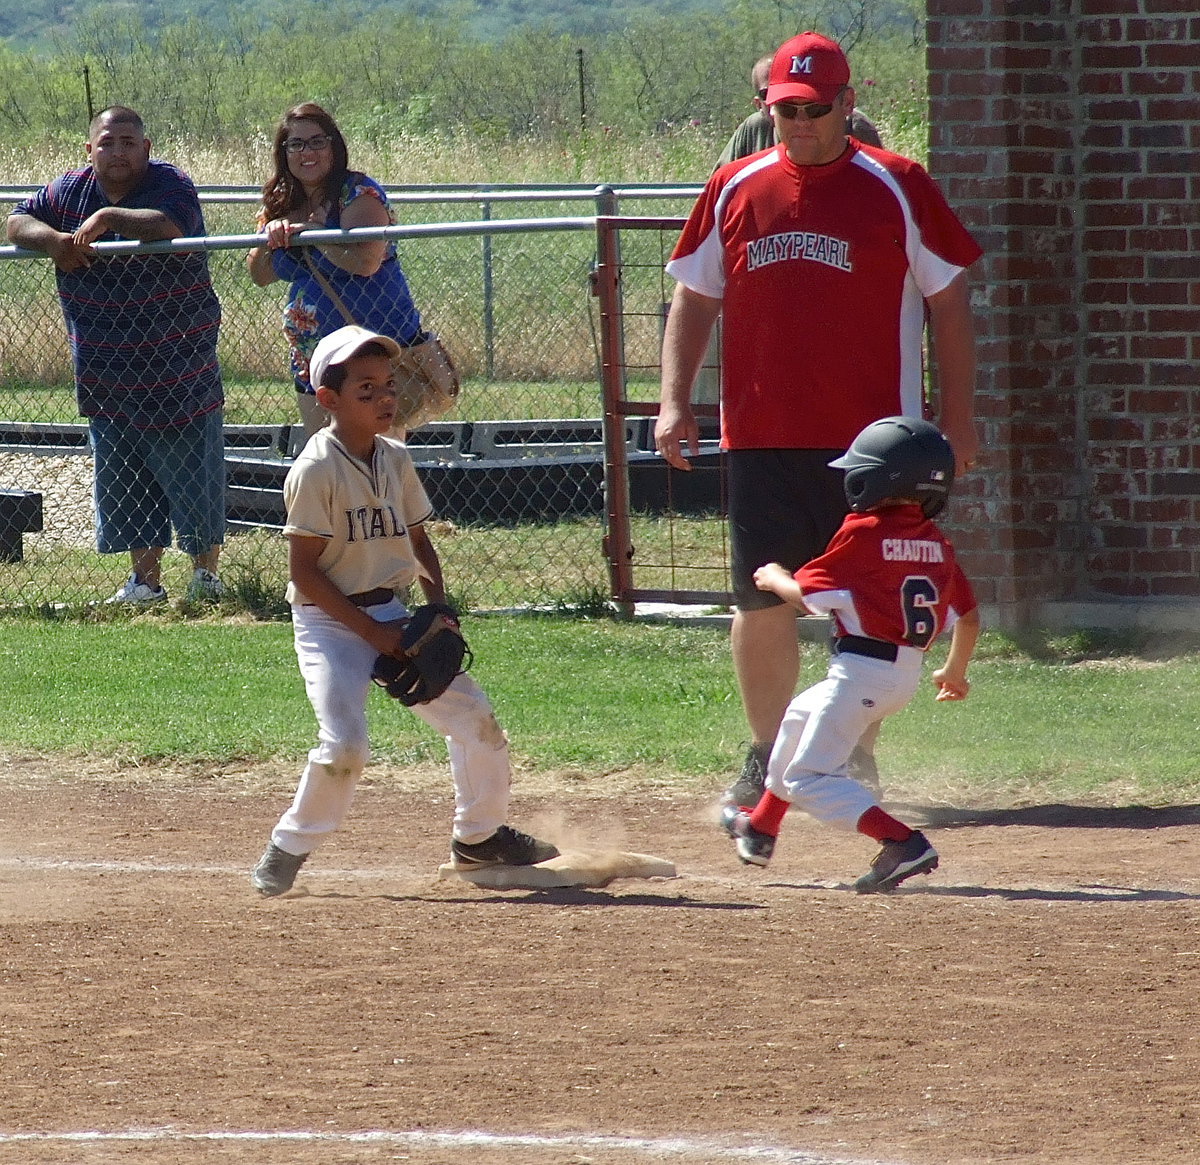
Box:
[753,562,806,608]
[932,607,981,701]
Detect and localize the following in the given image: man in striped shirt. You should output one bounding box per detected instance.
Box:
[8,106,226,604]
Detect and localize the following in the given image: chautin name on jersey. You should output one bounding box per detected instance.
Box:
[746,231,852,273]
[343,505,407,542]
[881,538,945,563]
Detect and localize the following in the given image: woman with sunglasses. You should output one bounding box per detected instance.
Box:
[247,102,424,439]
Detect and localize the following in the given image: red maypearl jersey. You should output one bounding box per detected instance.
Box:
[667,142,982,452]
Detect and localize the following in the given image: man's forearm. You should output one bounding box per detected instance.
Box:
[928,275,976,427]
[92,207,182,241]
[5,213,59,252]
[661,285,721,408]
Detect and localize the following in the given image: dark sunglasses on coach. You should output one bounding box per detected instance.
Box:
[772,100,836,121]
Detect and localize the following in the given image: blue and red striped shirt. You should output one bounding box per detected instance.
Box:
[14,160,223,429]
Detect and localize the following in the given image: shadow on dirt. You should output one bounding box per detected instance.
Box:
[410,890,767,909]
[921,882,1200,903]
[889,802,1200,830]
[760,879,1200,904]
[304,888,766,910]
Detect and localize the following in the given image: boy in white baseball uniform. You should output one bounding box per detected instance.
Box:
[251,325,558,896]
[725,417,980,892]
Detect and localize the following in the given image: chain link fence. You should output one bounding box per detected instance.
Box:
[0,184,736,614]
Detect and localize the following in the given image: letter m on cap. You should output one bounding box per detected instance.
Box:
[790,54,815,75]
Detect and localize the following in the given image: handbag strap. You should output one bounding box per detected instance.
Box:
[302,248,358,327]
[302,246,427,348]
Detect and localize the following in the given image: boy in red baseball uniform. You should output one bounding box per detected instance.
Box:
[725,417,980,892]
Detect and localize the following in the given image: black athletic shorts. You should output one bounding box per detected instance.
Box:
[728,448,849,611]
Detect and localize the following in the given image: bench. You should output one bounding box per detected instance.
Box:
[0,489,43,562]
[0,421,296,458]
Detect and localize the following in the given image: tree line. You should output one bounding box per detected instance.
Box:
[1,0,726,47]
[0,0,924,146]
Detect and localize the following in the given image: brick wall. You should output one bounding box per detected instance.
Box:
[926,0,1199,627]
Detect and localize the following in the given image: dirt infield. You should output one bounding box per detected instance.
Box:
[2,758,1199,1165]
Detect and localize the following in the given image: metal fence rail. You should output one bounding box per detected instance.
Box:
[0,187,731,614]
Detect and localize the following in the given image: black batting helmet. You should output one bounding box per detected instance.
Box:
[829,416,956,518]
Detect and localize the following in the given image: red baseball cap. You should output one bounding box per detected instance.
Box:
[764,31,851,105]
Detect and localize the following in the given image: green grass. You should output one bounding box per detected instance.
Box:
[3,615,1199,804]
[0,532,292,613]
[878,653,1200,801]
[0,614,746,777]
[0,507,729,615]
[0,377,606,426]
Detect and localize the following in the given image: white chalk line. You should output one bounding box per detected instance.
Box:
[0,854,1187,899]
[0,854,702,885]
[0,854,1180,902]
[0,1126,892,1164]
[0,855,387,878]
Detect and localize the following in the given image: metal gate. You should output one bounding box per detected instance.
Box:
[593,215,732,609]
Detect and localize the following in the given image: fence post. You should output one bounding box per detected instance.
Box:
[576,48,587,129]
[592,188,635,613]
[481,194,495,381]
[82,65,94,123]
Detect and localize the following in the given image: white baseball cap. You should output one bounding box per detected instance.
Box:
[308,325,401,391]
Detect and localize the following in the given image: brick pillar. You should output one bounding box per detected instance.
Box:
[927,0,1200,628]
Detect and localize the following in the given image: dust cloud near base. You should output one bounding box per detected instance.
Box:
[438,849,676,889]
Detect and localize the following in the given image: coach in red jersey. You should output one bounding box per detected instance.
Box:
[654,31,982,814]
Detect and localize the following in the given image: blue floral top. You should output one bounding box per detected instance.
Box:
[266,172,423,393]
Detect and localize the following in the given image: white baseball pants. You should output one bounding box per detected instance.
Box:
[271,599,511,856]
[767,647,925,830]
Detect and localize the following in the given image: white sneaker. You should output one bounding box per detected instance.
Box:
[106,573,168,604]
[185,567,224,602]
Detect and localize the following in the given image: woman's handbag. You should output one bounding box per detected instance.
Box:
[303,250,460,432]
[389,331,461,431]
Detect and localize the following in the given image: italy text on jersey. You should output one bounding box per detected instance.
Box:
[342,505,408,543]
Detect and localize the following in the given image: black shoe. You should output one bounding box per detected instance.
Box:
[729,811,775,867]
[720,743,770,816]
[251,842,308,896]
[718,800,743,836]
[854,831,938,894]
[450,825,559,869]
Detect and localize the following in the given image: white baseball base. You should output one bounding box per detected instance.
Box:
[437,849,676,889]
